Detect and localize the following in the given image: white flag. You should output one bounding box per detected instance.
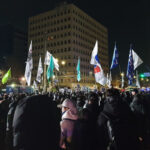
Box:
[136,71,140,88]
[44,51,59,71]
[90,40,106,86]
[132,50,143,70]
[25,41,33,86]
[106,72,112,88]
[33,80,38,89]
[108,72,112,88]
[36,56,43,83]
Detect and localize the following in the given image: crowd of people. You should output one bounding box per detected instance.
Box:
[0,88,150,150]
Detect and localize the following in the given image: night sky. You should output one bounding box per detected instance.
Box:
[0,0,150,73]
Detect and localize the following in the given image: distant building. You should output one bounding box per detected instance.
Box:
[28,3,109,88]
[0,24,27,81]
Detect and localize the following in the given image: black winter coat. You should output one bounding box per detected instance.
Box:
[13,95,60,150]
[97,97,139,150]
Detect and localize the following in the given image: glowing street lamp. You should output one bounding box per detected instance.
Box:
[21,77,25,81]
[120,73,124,77]
[61,61,66,65]
[53,75,56,79]
[11,83,16,88]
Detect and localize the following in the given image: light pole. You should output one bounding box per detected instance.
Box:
[120,72,124,88]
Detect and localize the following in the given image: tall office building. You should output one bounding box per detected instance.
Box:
[28,2,109,88]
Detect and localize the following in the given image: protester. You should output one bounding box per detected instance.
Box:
[70,108,97,150]
[13,94,60,150]
[60,98,78,150]
[97,88,139,150]
[130,89,148,150]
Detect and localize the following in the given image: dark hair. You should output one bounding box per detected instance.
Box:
[106,88,120,97]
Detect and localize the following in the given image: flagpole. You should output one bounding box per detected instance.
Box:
[43,31,47,93]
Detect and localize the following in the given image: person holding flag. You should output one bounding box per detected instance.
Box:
[90,40,106,86]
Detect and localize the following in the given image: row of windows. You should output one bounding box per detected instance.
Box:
[29,16,106,40]
[29,24,71,38]
[29,23,107,45]
[29,17,71,31]
[31,32,71,44]
[72,17,107,38]
[72,9,107,34]
[30,9,71,25]
[29,6,107,34]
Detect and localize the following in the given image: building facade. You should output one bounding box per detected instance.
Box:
[28,3,109,88]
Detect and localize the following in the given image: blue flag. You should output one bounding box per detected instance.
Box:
[127,45,134,85]
[76,58,81,82]
[110,43,119,69]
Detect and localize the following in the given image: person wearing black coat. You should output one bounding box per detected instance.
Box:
[97,88,139,150]
[0,94,10,150]
[12,94,60,150]
[5,94,26,150]
[130,90,147,150]
[70,108,97,150]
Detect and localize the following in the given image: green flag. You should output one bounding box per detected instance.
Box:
[2,68,11,84]
[76,58,81,82]
[47,56,54,81]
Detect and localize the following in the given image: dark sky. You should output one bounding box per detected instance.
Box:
[0,0,150,72]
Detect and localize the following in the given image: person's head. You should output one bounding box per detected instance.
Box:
[106,88,120,103]
[88,92,99,105]
[61,98,76,113]
[131,89,138,96]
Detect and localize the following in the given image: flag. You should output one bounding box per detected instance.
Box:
[106,73,109,86]
[127,45,134,85]
[25,41,33,86]
[76,57,81,82]
[33,80,38,89]
[132,50,143,70]
[110,43,119,69]
[36,56,43,83]
[90,40,106,86]
[106,72,112,88]
[108,72,112,88]
[47,55,54,81]
[136,71,140,88]
[44,51,59,71]
[2,68,11,84]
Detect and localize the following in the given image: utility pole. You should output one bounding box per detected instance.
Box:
[43,32,47,93]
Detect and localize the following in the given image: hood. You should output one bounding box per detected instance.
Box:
[62,109,78,120]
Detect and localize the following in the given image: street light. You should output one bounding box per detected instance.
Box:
[120,72,124,88]
[21,77,25,81]
[120,73,124,77]
[11,83,16,88]
[61,61,66,65]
